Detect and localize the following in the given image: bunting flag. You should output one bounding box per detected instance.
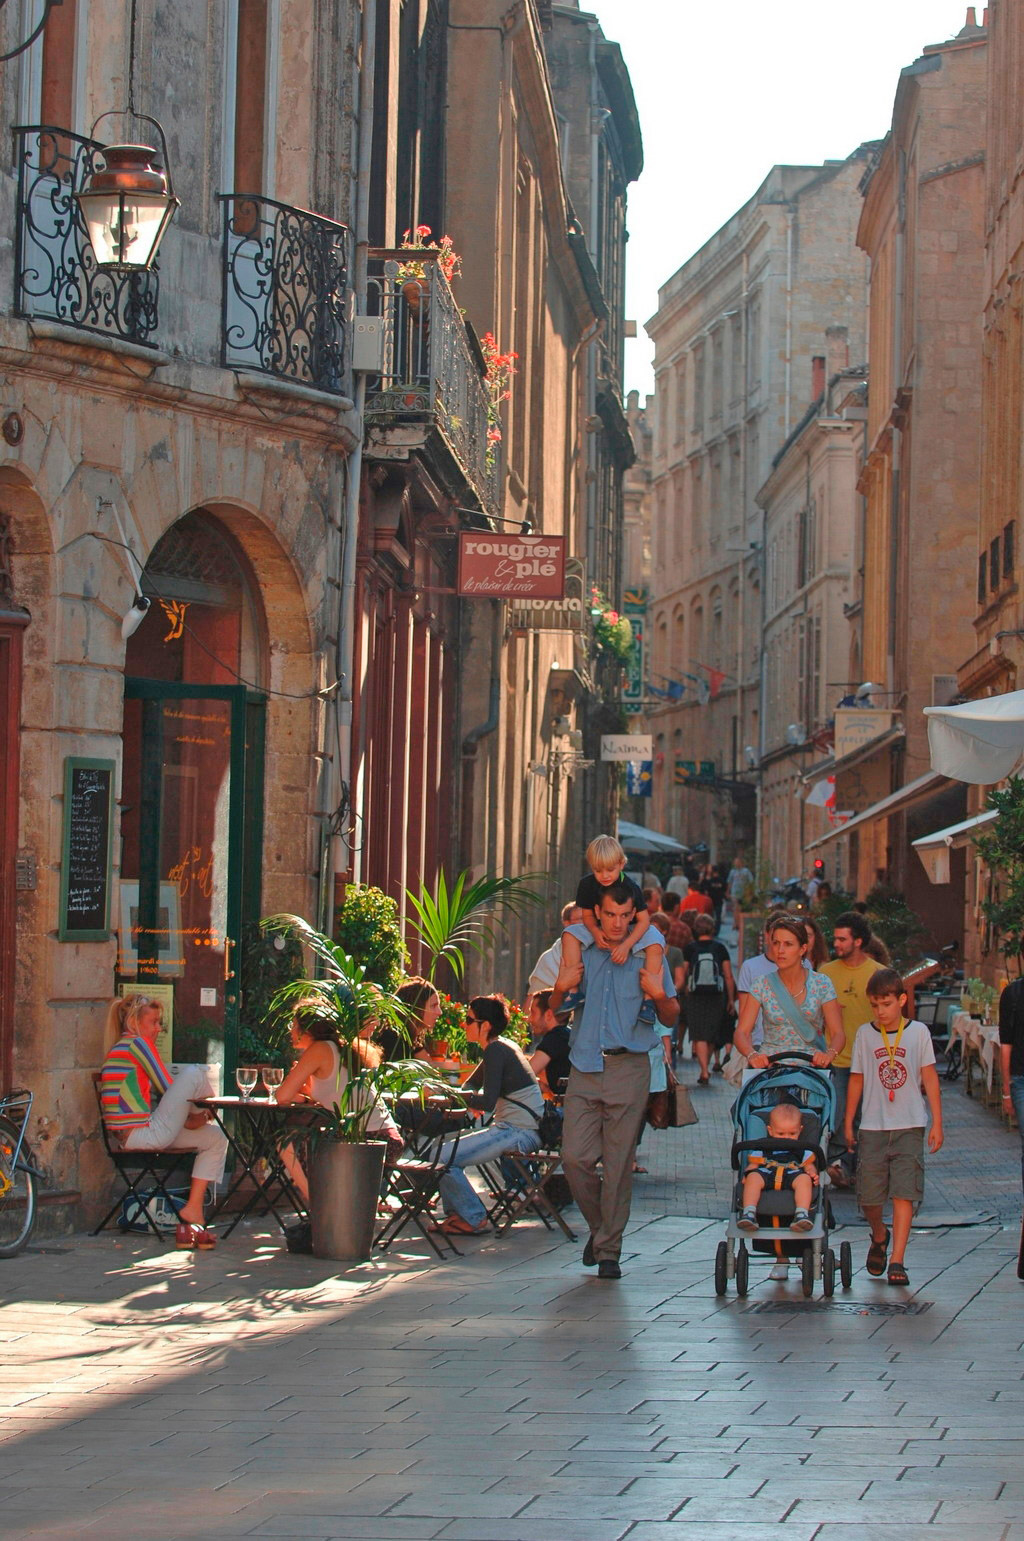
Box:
[693,661,730,701]
[805,776,835,809]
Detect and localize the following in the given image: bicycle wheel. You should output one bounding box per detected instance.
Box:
[0,1116,38,1257]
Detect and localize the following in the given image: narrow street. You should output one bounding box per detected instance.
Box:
[2,1061,1021,1541]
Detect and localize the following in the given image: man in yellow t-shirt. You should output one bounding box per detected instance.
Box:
[821,912,879,1186]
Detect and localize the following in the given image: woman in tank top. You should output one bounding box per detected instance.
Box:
[275,999,401,1203]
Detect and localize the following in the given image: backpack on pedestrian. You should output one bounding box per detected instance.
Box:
[688,942,724,995]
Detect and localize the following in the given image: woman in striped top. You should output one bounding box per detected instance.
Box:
[100,995,227,1249]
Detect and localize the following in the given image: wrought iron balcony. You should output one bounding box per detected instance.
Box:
[365,251,500,515]
[220,194,350,396]
[13,125,159,346]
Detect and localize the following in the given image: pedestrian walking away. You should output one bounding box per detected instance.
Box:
[552,883,679,1279]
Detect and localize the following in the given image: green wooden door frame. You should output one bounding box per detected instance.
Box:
[124,679,264,1084]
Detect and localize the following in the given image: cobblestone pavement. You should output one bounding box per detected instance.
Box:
[2,1051,1022,1541]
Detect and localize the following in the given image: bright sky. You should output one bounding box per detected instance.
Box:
[588,0,979,396]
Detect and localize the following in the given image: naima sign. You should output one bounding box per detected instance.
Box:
[457,532,566,599]
[601,734,653,762]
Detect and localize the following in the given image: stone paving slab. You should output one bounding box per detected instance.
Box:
[1,1024,1022,1541]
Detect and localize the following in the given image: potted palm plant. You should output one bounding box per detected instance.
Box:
[262,914,445,1261]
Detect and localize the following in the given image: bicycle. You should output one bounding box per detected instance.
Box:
[0,1089,39,1257]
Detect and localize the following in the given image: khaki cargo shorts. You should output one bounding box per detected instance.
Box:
[856,1127,925,1209]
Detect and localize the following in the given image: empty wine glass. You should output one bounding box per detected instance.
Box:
[235,1066,258,1100]
[261,1065,284,1097]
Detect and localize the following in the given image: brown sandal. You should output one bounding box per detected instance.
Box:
[866,1227,890,1276]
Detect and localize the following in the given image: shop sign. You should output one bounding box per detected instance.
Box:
[601,733,653,762]
[622,589,647,706]
[457,532,566,599]
[833,708,895,761]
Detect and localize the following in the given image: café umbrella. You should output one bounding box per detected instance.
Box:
[924,690,1024,784]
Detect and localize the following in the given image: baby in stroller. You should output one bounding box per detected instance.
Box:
[737,1101,817,1233]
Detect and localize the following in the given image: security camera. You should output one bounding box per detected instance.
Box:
[121,593,151,640]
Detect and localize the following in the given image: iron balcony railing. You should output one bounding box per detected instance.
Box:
[220,194,350,395]
[13,125,159,346]
[365,251,500,514]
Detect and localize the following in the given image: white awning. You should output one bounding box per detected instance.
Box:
[911,809,997,885]
[911,808,998,853]
[804,770,948,852]
[617,819,687,854]
[924,690,1024,784]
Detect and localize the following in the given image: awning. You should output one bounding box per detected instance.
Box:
[911,808,997,885]
[801,724,904,787]
[804,770,948,851]
[924,690,1024,784]
[617,819,687,855]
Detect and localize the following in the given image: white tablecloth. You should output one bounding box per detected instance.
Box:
[948,1011,998,1091]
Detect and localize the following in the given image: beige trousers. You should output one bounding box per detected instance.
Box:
[561,1052,651,1262]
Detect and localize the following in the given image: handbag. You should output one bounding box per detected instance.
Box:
[505,1094,563,1149]
[646,1068,699,1130]
[668,1077,699,1128]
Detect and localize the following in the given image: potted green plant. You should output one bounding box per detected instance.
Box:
[262,914,415,1262]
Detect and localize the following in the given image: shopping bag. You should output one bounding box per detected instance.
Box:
[668,1080,699,1128]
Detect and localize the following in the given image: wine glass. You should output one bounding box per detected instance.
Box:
[261,1065,284,1097]
[235,1066,258,1100]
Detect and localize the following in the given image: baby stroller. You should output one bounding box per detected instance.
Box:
[715,1052,853,1299]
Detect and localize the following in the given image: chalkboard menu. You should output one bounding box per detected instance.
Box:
[58,757,115,942]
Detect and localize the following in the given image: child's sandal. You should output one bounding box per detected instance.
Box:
[887,1261,909,1286]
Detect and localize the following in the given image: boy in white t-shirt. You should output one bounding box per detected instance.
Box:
[844,967,943,1288]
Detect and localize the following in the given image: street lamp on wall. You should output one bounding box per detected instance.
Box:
[76,133,178,271]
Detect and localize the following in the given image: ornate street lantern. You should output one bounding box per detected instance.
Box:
[75,136,179,271]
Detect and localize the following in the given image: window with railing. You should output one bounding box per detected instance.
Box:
[220,194,349,394]
[13,125,160,347]
[364,251,500,513]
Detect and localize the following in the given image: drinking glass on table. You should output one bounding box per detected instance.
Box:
[261,1065,284,1096]
[235,1066,258,1100]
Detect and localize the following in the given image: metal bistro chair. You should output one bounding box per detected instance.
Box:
[376,1105,465,1260]
[90,1073,192,1241]
[487,1143,577,1242]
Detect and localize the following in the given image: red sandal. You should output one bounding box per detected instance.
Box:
[175,1222,217,1250]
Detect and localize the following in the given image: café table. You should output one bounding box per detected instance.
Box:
[196,1096,323,1237]
[947,1011,1000,1098]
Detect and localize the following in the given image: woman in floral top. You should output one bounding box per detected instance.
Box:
[733,916,845,1069]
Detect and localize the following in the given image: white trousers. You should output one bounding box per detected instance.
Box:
[122,1065,227,1184]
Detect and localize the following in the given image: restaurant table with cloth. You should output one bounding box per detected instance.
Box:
[196,1097,322,1236]
[946,1011,1001,1099]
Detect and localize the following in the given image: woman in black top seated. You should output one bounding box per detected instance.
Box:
[436,995,544,1236]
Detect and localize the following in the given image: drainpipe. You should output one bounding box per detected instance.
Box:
[460,600,503,876]
[334,0,376,890]
[784,206,794,439]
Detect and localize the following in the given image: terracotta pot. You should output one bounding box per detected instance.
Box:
[401,277,428,314]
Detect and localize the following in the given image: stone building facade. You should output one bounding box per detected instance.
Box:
[953,0,1024,978]
[0,0,642,1215]
[816,17,987,939]
[0,0,365,1213]
[756,362,868,882]
[644,153,871,861]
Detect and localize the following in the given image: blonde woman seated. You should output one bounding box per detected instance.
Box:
[99,993,227,1250]
[274,1000,403,1204]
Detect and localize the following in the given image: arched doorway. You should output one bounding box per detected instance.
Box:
[119,511,267,1081]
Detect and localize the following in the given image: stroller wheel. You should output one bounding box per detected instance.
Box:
[715,1240,729,1296]
[801,1248,815,1298]
[822,1247,836,1297]
[735,1241,749,1297]
[839,1240,853,1289]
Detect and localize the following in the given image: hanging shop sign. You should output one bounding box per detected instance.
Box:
[602,734,653,762]
[626,760,653,797]
[508,558,585,632]
[457,532,566,599]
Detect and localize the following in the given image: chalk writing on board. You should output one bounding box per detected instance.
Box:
[59,760,113,938]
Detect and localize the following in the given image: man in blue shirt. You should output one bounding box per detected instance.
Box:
[552,882,678,1279]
